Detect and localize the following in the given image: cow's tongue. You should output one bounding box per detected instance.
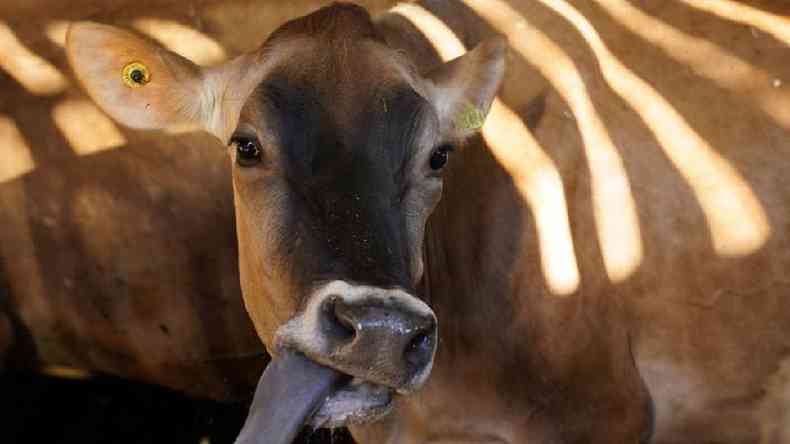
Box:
[234,351,344,444]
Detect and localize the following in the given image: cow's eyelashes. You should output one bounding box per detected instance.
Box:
[230,136,263,167]
[429,144,455,171]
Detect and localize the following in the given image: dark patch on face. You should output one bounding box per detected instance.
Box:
[253,69,432,290]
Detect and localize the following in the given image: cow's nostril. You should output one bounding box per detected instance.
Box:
[323,297,356,341]
[313,289,437,391]
[404,330,434,371]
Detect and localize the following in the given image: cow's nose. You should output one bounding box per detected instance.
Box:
[327,295,436,382]
[276,282,438,393]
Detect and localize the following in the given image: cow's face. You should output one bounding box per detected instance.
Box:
[66,3,504,433]
[231,37,443,355]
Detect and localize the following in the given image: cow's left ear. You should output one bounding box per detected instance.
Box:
[66,22,252,140]
[427,37,506,141]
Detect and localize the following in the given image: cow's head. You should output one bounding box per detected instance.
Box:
[66,2,504,438]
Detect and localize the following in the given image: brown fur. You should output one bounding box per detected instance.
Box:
[4,0,790,442]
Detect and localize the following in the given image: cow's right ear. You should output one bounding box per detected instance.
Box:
[66,22,231,138]
[426,37,507,142]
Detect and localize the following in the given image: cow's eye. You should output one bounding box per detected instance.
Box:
[429,144,454,171]
[231,137,262,167]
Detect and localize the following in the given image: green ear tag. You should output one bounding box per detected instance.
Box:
[456,104,486,131]
[122,62,150,88]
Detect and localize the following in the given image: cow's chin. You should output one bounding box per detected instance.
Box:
[309,378,394,428]
[233,350,398,444]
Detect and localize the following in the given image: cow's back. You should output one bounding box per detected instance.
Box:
[0,129,268,398]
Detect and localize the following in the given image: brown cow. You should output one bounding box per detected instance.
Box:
[67,4,503,441]
[4,0,790,442]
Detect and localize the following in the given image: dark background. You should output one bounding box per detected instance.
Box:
[1,371,355,444]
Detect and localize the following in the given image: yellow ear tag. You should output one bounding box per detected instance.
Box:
[456,104,486,131]
[122,62,150,88]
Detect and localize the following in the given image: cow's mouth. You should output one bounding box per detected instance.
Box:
[309,377,394,428]
[233,350,394,444]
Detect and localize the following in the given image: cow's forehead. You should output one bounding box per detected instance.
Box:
[252,2,424,107]
[246,64,431,183]
[263,2,383,48]
[256,43,421,123]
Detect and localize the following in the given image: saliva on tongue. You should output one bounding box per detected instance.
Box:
[234,351,345,444]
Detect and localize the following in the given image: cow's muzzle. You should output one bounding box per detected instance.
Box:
[278,280,438,393]
[234,282,437,444]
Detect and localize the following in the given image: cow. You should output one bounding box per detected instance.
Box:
[67,4,494,441]
[3,0,790,442]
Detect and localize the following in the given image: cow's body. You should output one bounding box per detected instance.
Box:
[3,0,790,442]
[0,122,266,399]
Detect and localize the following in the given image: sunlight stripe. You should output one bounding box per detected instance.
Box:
[677,0,790,48]
[52,98,127,155]
[132,18,227,66]
[463,0,643,282]
[0,114,36,182]
[594,0,790,128]
[538,0,770,257]
[0,21,68,95]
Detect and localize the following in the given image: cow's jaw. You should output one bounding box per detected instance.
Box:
[234,350,397,444]
[310,377,394,428]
